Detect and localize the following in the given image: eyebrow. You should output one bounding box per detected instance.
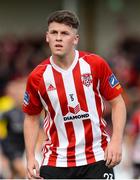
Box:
[49,29,70,34]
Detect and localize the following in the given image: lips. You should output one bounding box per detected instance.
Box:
[55,44,63,47]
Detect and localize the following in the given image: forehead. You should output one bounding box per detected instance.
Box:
[48,22,77,33]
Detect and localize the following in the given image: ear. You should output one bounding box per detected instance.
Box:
[46,32,49,43]
[74,34,79,46]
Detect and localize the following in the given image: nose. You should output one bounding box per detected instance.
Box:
[56,33,62,41]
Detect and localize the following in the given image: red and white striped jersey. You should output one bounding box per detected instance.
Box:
[23,50,123,167]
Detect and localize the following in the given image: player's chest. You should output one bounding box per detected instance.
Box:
[41,68,96,106]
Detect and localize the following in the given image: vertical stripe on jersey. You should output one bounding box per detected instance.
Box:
[73,62,88,112]
[38,91,56,166]
[83,119,95,163]
[73,61,95,163]
[61,71,78,166]
[65,122,76,166]
[96,80,109,151]
[43,65,68,166]
[41,77,58,166]
[52,68,68,116]
[79,58,104,161]
[62,70,87,166]
[72,120,87,166]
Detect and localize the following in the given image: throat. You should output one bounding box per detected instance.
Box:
[52,52,75,70]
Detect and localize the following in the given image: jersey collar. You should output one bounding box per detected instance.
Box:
[50,50,79,74]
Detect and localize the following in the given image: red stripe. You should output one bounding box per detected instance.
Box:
[44,120,50,133]
[41,79,59,166]
[73,62,95,163]
[65,122,76,166]
[73,62,88,112]
[52,68,69,116]
[48,125,59,166]
[83,119,95,163]
[93,79,108,151]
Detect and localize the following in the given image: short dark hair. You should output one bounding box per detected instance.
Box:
[47,10,80,30]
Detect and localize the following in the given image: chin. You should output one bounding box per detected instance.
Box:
[53,51,65,57]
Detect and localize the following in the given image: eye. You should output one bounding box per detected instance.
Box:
[50,30,57,34]
[62,31,69,35]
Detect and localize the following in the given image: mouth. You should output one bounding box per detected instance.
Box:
[55,44,63,48]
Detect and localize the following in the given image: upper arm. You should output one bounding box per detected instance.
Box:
[24,113,40,128]
[96,57,123,101]
[24,113,40,121]
[23,72,43,115]
[109,94,124,105]
[108,95,126,113]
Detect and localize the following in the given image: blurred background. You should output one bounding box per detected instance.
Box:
[0,0,140,178]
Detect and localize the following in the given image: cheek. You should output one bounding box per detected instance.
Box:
[47,38,54,47]
[67,38,77,46]
[46,35,54,43]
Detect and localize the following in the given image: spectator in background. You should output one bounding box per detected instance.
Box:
[108,37,140,119]
[0,78,26,178]
[0,33,50,178]
[0,34,49,83]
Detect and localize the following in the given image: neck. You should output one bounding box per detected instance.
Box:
[52,50,75,70]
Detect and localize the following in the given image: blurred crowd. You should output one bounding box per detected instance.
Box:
[0,34,49,178]
[106,36,140,179]
[0,34,140,178]
[0,34,50,94]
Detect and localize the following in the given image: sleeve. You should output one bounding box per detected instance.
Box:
[22,71,43,115]
[98,57,123,100]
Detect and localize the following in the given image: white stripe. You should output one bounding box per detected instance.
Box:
[62,71,79,109]
[79,58,104,161]
[43,65,68,166]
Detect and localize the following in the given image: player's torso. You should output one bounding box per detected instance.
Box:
[37,51,109,167]
[39,51,101,126]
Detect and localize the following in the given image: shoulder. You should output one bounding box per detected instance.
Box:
[27,58,50,84]
[79,51,108,66]
[78,51,110,76]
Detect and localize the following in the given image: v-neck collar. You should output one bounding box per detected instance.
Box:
[50,50,79,74]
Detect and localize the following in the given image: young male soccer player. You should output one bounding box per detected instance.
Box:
[23,10,126,179]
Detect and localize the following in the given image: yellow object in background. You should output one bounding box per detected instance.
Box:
[0,96,15,139]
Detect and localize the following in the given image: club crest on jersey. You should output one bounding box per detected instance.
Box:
[24,91,30,105]
[109,74,119,88]
[81,73,92,87]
